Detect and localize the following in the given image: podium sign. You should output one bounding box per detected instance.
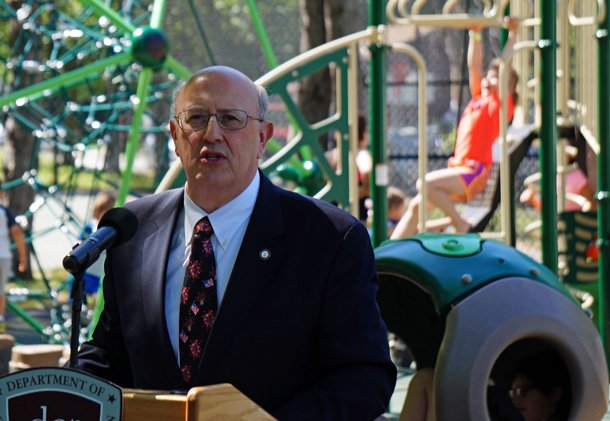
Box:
[0,367,122,421]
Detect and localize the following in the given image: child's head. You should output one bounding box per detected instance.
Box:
[363,187,407,234]
[486,58,519,104]
[386,186,407,236]
[387,186,407,221]
[509,350,571,421]
[93,192,117,220]
[357,114,369,148]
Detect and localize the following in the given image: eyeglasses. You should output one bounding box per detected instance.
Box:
[174,108,263,132]
[509,385,535,399]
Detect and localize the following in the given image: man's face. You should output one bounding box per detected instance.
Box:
[170,70,273,207]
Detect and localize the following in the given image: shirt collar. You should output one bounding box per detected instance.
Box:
[183,172,260,249]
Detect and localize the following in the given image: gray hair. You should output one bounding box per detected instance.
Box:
[256,84,269,119]
[170,68,269,120]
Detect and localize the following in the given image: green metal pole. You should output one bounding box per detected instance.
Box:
[186,0,217,64]
[115,69,153,206]
[78,0,136,33]
[502,6,517,246]
[539,0,558,271]
[244,0,313,163]
[245,0,278,69]
[0,53,130,108]
[114,0,166,205]
[91,68,154,336]
[164,56,193,80]
[90,69,153,333]
[91,0,169,332]
[149,0,167,29]
[596,0,610,358]
[6,301,55,342]
[369,0,387,247]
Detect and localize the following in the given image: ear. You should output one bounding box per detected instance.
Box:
[170,119,178,140]
[257,120,274,159]
[169,119,180,157]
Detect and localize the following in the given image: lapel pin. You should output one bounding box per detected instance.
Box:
[259,249,271,260]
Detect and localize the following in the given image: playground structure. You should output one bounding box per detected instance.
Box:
[376,234,608,420]
[1,0,610,417]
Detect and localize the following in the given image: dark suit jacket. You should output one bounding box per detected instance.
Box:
[77,172,396,420]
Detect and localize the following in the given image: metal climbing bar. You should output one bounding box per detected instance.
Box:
[0,53,130,108]
[386,0,505,28]
[77,0,136,34]
[257,30,370,215]
[568,0,606,26]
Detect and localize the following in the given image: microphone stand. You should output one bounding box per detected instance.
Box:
[68,268,86,368]
[61,207,138,369]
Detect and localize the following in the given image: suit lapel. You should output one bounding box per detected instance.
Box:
[196,174,285,380]
[139,189,184,385]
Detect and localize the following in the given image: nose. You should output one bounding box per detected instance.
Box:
[200,115,223,142]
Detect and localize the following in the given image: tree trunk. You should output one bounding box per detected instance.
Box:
[325,0,362,40]
[298,0,331,138]
[298,0,367,150]
[326,0,367,117]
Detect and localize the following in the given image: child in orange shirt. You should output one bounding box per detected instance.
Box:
[392,18,520,239]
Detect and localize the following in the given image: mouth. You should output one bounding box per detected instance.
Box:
[200,148,224,162]
[203,153,221,161]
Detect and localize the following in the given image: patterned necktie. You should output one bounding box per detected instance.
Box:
[179,216,218,385]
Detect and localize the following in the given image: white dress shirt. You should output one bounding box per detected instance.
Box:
[165,172,260,362]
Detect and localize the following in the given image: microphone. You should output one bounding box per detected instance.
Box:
[62,207,138,274]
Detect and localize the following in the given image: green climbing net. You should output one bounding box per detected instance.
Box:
[0,0,193,344]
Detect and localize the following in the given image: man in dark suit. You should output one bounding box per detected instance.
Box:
[76,65,396,420]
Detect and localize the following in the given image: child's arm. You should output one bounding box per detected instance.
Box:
[9,224,27,273]
[467,25,483,98]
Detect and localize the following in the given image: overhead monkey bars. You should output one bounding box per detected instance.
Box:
[386,0,506,28]
[387,0,606,29]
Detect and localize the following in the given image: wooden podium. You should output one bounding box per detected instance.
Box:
[123,383,276,420]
